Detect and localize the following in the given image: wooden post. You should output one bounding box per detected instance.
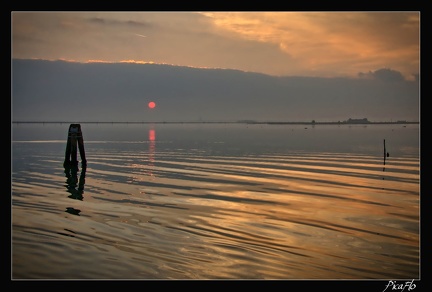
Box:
[64,124,87,168]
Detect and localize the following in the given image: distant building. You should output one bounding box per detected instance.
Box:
[345,118,370,124]
[237,120,257,124]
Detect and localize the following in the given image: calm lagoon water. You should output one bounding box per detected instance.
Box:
[11,123,420,280]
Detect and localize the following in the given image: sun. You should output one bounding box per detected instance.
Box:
[148,101,156,109]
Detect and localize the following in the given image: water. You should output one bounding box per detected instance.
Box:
[11,123,420,280]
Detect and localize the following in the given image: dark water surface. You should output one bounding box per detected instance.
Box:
[11,123,420,279]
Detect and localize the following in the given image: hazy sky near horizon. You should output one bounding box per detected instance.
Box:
[12,11,420,81]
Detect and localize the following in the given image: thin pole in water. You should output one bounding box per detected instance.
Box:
[383,139,389,172]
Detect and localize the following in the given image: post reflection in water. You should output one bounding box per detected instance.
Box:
[147,127,156,178]
[64,164,87,216]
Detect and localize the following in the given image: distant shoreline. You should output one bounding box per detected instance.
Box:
[11,121,420,125]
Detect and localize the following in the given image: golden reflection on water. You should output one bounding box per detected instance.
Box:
[12,124,419,279]
[148,127,155,178]
[89,134,419,278]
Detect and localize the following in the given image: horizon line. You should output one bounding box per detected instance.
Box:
[11,120,420,125]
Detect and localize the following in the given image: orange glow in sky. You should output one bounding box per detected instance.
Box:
[11,12,420,80]
[148,101,156,109]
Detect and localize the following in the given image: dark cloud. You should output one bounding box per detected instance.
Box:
[88,17,106,25]
[87,17,151,28]
[12,59,419,123]
[358,68,406,82]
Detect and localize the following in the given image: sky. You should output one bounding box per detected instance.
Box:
[11,11,420,81]
[11,11,420,123]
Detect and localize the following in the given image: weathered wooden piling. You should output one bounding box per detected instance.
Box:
[64,124,87,168]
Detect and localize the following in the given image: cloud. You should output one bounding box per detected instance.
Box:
[12,59,419,123]
[200,12,420,79]
[11,12,419,80]
[358,68,406,82]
